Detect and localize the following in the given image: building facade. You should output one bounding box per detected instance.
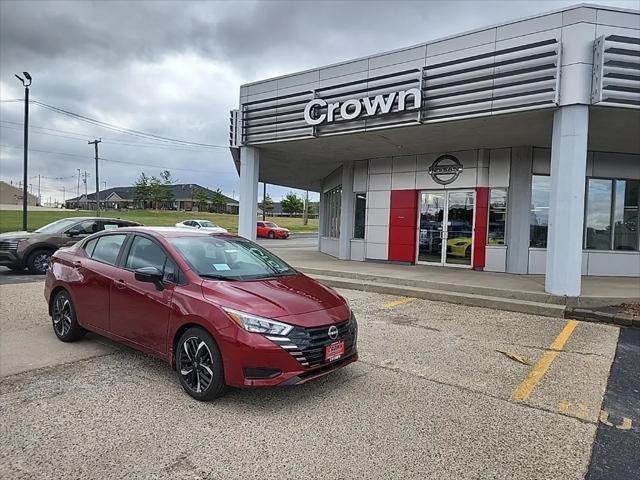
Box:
[65,184,239,213]
[229,4,640,296]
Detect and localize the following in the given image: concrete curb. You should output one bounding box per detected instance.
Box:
[309,273,567,318]
[567,308,638,328]
[299,267,638,310]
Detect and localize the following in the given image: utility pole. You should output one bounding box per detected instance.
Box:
[14,72,31,231]
[82,171,89,209]
[89,139,101,216]
[76,169,81,210]
[37,174,41,206]
[62,186,65,203]
[262,182,267,221]
[303,190,309,226]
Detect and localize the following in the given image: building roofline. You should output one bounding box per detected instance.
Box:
[239,2,639,89]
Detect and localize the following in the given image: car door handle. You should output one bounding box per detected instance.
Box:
[114,279,126,289]
[73,260,82,267]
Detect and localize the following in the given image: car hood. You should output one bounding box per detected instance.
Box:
[201,273,347,325]
[0,231,35,239]
[201,227,228,233]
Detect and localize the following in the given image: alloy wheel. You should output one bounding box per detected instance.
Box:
[32,252,50,272]
[179,336,214,393]
[52,295,72,337]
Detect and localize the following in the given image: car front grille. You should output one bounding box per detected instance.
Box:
[0,240,20,251]
[267,316,357,368]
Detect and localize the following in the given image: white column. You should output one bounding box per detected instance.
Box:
[238,146,259,241]
[338,161,354,260]
[545,105,589,297]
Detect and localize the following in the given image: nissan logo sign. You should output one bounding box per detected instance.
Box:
[328,325,339,340]
[428,154,463,185]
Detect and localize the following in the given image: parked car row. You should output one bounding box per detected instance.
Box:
[1,218,293,275]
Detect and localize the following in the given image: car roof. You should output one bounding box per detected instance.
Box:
[114,226,236,238]
[183,219,214,223]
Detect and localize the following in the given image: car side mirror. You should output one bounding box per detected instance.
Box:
[66,228,81,237]
[134,266,165,291]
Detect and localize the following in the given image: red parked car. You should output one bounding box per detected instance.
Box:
[44,227,357,400]
[256,221,290,239]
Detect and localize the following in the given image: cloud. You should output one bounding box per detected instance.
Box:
[0,0,636,203]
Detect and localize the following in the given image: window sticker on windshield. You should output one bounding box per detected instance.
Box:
[213,263,231,271]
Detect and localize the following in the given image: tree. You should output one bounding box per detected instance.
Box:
[210,188,227,213]
[260,194,274,216]
[132,173,151,208]
[192,186,210,212]
[281,192,304,216]
[307,202,316,216]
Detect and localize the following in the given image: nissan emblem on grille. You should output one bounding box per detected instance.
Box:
[328,325,338,340]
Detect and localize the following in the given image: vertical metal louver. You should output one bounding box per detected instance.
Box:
[592,35,640,109]
[422,38,560,122]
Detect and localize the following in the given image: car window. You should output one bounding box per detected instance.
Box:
[71,220,101,235]
[169,236,296,280]
[90,234,126,265]
[257,222,264,227]
[184,221,194,227]
[84,238,98,256]
[265,222,277,228]
[200,221,216,227]
[126,236,167,272]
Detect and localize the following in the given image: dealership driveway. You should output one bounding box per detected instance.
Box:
[0,281,628,479]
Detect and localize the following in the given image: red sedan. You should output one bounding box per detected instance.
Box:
[44,227,357,400]
[257,221,290,239]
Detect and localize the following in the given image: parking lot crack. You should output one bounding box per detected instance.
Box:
[358,359,598,426]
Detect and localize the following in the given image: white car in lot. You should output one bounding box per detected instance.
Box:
[174,219,228,234]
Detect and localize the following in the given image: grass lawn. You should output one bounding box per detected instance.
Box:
[0,210,319,234]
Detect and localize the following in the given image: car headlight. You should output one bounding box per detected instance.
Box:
[222,307,294,336]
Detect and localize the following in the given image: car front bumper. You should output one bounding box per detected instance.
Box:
[0,250,22,268]
[220,322,357,388]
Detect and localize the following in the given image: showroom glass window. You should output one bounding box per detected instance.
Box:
[323,186,342,238]
[585,178,639,251]
[488,189,507,245]
[353,193,366,239]
[529,175,550,248]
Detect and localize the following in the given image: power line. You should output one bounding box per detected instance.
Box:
[0,121,214,152]
[0,143,238,175]
[30,99,228,149]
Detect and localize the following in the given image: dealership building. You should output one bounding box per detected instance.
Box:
[229,4,640,297]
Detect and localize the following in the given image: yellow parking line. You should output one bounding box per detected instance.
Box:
[512,319,579,402]
[384,297,417,309]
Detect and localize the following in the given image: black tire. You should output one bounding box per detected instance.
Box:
[51,290,86,342]
[268,231,275,239]
[175,327,226,401]
[26,248,53,274]
[465,246,472,258]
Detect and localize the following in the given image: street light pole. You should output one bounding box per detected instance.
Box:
[15,72,31,231]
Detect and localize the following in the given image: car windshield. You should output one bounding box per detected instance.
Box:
[265,222,278,228]
[199,221,217,228]
[169,236,296,280]
[34,218,81,234]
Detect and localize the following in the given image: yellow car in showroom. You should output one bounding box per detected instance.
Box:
[446,237,472,258]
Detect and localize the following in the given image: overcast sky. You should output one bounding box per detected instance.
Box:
[0,0,636,204]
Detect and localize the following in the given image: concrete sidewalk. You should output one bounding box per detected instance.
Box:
[270,247,639,318]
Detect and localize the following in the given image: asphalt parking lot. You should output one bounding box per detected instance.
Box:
[1,273,637,480]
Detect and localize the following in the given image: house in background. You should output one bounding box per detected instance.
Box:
[0,181,38,206]
[65,184,239,213]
